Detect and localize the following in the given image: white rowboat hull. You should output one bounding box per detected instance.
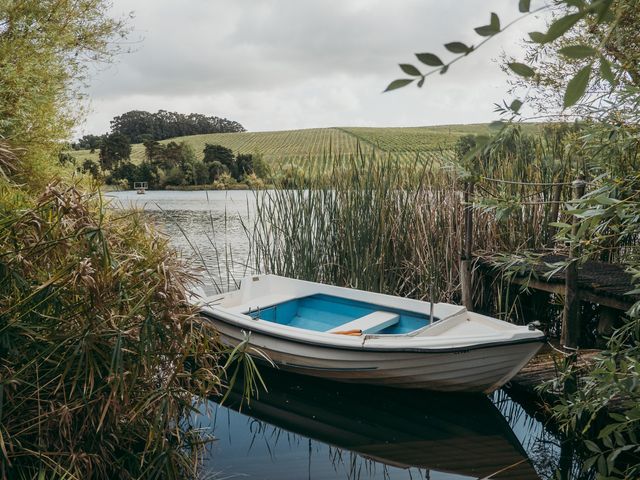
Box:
[197,275,545,393]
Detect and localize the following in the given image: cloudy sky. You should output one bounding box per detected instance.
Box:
[80,0,547,136]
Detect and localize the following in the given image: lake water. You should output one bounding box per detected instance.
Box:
[107,190,587,480]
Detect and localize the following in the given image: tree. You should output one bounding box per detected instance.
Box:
[109,109,246,143]
[162,166,186,186]
[110,162,140,187]
[236,153,254,178]
[203,143,237,177]
[99,132,131,171]
[143,138,165,164]
[207,160,227,181]
[191,161,210,185]
[73,134,104,152]
[0,0,128,181]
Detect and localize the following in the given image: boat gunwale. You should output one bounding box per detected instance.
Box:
[200,309,547,354]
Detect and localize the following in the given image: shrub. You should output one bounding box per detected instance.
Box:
[236,153,254,178]
[207,160,227,181]
[191,161,210,185]
[0,183,223,478]
[163,165,186,186]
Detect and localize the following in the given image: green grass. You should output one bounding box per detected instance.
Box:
[71,124,515,167]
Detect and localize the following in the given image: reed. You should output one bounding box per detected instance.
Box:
[0,182,224,479]
[246,154,465,304]
[243,125,588,319]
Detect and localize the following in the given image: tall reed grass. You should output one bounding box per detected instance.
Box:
[0,182,223,479]
[243,125,592,320]
[245,158,490,305]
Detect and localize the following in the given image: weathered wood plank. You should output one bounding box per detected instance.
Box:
[477,254,637,312]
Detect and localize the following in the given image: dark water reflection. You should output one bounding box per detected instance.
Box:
[107,190,589,480]
[196,369,547,480]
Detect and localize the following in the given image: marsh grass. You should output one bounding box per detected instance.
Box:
[0,182,224,479]
[245,154,471,304]
[242,126,586,321]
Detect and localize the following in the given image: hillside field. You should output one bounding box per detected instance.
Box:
[71,123,542,167]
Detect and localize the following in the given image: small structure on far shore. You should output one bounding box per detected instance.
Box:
[134,181,148,194]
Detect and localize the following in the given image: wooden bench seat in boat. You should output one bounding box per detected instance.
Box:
[328,311,399,334]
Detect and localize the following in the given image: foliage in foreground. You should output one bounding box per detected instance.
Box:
[385,0,640,477]
[0,182,223,479]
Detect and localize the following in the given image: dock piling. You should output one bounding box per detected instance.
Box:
[561,176,586,349]
[460,180,474,310]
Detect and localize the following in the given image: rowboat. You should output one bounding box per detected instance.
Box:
[196,275,545,393]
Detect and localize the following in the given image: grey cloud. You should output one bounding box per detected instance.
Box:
[80,0,547,134]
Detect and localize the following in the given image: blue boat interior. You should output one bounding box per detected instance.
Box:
[245,294,433,334]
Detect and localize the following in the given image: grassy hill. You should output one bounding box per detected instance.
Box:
[71,124,539,167]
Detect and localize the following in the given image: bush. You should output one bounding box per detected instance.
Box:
[244,172,265,189]
[252,153,270,179]
[0,183,223,478]
[110,161,140,188]
[236,153,254,178]
[207,160,227,182]
[162,165,186,186]
[81,158,101,179]
[191,161,210,185]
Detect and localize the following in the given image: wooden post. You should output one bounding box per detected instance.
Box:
[460,180,474,310]
[546,174,564,247]
[561,176,586,348]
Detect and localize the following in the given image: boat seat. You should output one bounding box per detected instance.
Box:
[328,311,399,334]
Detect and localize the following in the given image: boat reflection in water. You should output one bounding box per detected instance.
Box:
[198,369,540,480]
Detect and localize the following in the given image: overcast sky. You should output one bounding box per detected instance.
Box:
[79,0,547,136]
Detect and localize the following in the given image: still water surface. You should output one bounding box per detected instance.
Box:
[107,190,584,480]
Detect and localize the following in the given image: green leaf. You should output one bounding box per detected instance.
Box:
[563,65,592,108]
[417,76,425,88]
[416,53,444,66]
[600,58,615,83]
[490,13,501,31]
[545,13,583,43]
[528,31,547,43]
[444,42,472,54]
[510,99,523,113]
[585,440,601,453]
[475,13,501,37]
[440,65,449,75]
[475,24,498,37]
[594,195,619,205]
[592,0,614,22]
[519,0,531,12]
[384,79,414,92]
[559,45,596,59]
[508,62,536,78]
[399,63,421,76]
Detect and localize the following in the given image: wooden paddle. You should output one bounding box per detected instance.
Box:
[331,329,363,336]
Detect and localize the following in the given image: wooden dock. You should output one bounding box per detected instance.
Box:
[504,345,603,423]
[477,253,638,312]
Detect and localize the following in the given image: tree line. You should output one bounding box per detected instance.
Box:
[80,139,268,189]
[72,109,245,149]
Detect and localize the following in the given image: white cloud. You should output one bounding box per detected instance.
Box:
[77,0,548,136]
